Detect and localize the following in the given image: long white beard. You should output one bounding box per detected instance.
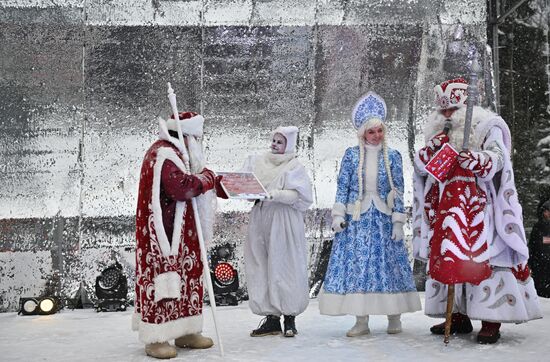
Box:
[423,107,482,151]
[185,135,216,245]
[186,136,206,174]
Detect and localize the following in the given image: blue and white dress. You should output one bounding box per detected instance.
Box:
[319,144,421,316]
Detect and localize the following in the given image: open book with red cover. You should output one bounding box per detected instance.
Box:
[217,172,269,200]
[424,143,459,183]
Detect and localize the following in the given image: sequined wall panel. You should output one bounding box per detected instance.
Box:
[0,23,83,219]
[0,0,489,311]
[82,26,202,218]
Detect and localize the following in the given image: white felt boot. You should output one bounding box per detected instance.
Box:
[346,316,370,337]
[175,333,214,349]
[387,314,402,334]
[145,342,177,359]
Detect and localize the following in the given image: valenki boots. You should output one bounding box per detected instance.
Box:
[387,314,402,334]
[477,321,501,344]
[250,315,282,337]
[430,313,473,335]
[346,316,370,337]
[175,333,214,349]
[145,342,177,359]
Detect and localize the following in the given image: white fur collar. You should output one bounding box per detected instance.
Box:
[254,152,297,189]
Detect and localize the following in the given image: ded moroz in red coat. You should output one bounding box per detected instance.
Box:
[132,115,216,344]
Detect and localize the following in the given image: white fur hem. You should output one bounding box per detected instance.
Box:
[153,272,182,302]
[134,314,203,344]
[132,312,140,331]
[392,212,406,224]
[318,290,421,316]
[424,271,543,323]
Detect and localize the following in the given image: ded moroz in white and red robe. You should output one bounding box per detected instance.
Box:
[132,117,215,344]
[413,106,542,323]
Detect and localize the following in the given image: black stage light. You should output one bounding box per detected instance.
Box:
[210,245,239,306]
[18,296,60,316]
[95,261,128,312]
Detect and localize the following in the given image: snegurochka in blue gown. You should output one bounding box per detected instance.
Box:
[318,92,421,336]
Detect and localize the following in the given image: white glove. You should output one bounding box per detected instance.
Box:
[391,222,404,241]
[331,216,346,233]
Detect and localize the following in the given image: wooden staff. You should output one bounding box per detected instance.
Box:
[443,50,480,345]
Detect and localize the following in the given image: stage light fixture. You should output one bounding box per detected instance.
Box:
[210,245,239,306]
[18,296,59,316]
[95,261,128,312]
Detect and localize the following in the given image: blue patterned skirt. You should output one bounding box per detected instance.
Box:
[319,205,420,315]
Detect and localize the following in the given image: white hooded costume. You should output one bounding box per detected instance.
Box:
[243,126,313,316]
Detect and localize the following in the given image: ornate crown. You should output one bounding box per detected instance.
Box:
[351,91,387,130]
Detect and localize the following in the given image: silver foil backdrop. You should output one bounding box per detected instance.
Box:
[0,0,488,311]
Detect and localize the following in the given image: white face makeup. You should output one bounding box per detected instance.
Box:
[364,126,384,145]
[271,133,287,154]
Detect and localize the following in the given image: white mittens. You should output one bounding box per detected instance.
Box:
[331,203,347,233]
[391,222,404,241]
[331,216,346,233]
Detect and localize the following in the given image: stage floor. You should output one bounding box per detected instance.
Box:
[0,295,548,361]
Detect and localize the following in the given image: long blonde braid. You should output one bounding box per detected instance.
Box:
[382,135,397,209]
[353,142,365,221]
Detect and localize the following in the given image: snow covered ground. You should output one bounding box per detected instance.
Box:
[0,295,548,361]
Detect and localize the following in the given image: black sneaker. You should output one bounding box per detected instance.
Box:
[250,315,282,337]
[284,315,298,337]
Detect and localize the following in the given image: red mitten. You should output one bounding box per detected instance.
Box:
[196,168,216,193]
[427,132,450,151]
[215,175,229,199]
[419,132,449,164]
[457,150,493,177]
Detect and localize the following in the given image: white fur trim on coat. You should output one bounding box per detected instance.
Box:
[152,147,189,257]
[153,271,182,302]
[392,212,407,224]
[135,313,203,344]
[318,289,421,316]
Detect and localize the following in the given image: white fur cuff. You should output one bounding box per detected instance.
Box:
[153,271,182,302]
[331,203,346,217]
[392,212,406,224]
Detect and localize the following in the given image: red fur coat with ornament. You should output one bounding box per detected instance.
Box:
[132,139,207,344]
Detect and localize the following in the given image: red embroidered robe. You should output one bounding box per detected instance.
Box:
[133,139,206,344]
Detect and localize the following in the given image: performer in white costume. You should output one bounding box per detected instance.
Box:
[243,126,313,337]
[413,78,542,344]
